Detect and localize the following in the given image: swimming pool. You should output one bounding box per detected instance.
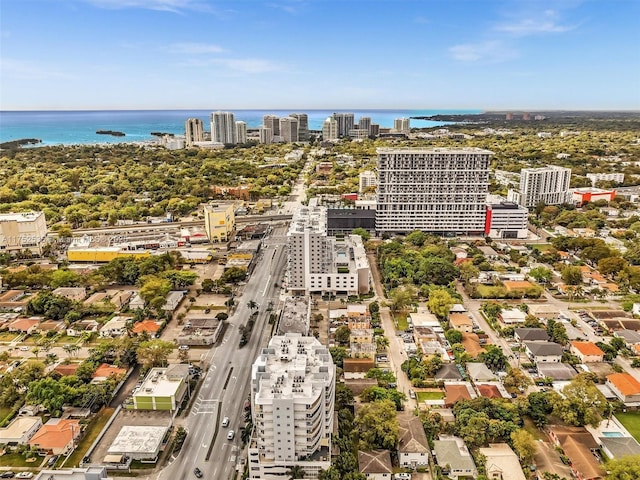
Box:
[602,431,624,437]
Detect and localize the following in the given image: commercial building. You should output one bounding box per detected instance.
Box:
[290,113,309,141]
[184,118,204,146]
[572,187,617,205]
[33,467,110,480]
[210,111,237,145]
[279,117,299,143]
[359,170,377,193]
[485,201,529,239]
[358,116,372,135]
[322,117,339,141]
[326,208,376,236]
[259,126,273,144]
[130,365,189,411]
[107,425,168,462]
[507,166,572,208]
[287,206,370,296]
[332,112,355,137]
[248,333,335,479]
[236,121,247,144]
[0,211,48,255]
[203,202,236,243]
[394,117,410,134]
[263,115,280,137]
[587,172,624,186]
[375,148,492,234]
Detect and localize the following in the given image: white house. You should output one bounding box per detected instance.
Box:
[358,450,393,480]
[524,341,563,363]
[398,415,430,468]
[466,363,497,383]
[570,341,605,363]
[433,436,477,480]
[162,291,185,313]
[0,416,42,445]
[479,443,526,480]
[99,316,131,338]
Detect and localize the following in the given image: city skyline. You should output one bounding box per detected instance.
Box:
[1,0,639,111]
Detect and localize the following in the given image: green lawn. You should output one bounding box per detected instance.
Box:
[65,407,115,467]
[615,412,640,443]
[416,391,445,402]
[394,312,409,331]
[531,244,552,251]
[0,452,43,468]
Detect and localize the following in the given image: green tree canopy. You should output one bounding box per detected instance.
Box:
[355,399,399,450]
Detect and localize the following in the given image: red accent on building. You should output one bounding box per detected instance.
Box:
[484,206,492,235]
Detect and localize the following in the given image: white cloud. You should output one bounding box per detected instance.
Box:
[84,0,213,14]
[166,42,225,54]
[0,58,73,80]
[178,57,285,74]
[449,41,518,63]
[495,9,575,36]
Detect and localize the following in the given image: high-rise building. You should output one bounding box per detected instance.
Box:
[0,211,48,255]
[507,166,572,208]
[322,117,338,141]
[485,202,529,239]
[263,115,280,137]
[235,121,247,144]
[184,118,204,146]
[332,112,355,137]
[375,148,493,234]
[394,117,410,134]
[359,170,377,193]
[203,203,235,243]
[210,111,236,144]
[358,116,372,135]
[259,127,273,145]
[248,333,334,480]
[279,117,299,143]
[287,206,370,296]
[289,113,309,141]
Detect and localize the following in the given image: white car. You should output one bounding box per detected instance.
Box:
[20,346,30,351]
[227,430,235,440]
[178,345,189,351]
[221,416,230,427]
[16,473,35,479]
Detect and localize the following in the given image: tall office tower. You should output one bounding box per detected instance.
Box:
[279,117,299,143]
[332,112,355,137]
[370,124,380,136]
[248,333,334,479]
[376,148,493,234]
[394,117,410,134]
[358,116,372,135]
[210,111,237,144]
[507,166,572,208]
[184,118,204,146]
[322,117,338,140]
[263,115,280,137]
[289,113,309,141]
[359,170,377,193]
[259,126,273,145]
[235,121,247,144]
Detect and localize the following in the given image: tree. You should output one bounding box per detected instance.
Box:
[334,325,351,345]
[247,300,259,311]
[552,374,607,427]
[598,256,628,277]
[163,270,197,289]
[329,347,348,368]
[221,267,247,284]
[389,286,416,313]
[605,454,640,480]
[355,399,399,450]
[352,228,371,242]
[50,269,80,288]
[445,329,463,345]
[201,278,215,292]
[561,266,583,285]
[478,345,508,372]
[286,465,306,480]
[503,367,532,392]
[136,339,175,370]
[528,266,552,284]
[365,368,396,387]
[139,276,172,313]
[406,230,427,246]
[427,288,454,320]
[510,429,536,465]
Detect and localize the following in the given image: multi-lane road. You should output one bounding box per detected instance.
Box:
[157,236,288,480]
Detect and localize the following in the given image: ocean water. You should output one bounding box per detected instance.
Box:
[0,109,480,146]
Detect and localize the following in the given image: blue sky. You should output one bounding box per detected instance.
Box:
[1,0,638,110]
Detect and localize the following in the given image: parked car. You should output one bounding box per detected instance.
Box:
[16,474,34,479]
[1,472,15,478]
[221,416,230,427]
[178,345,190,351]
[47,455,59,467]
[194,468,203,478]
[227,430,235,440]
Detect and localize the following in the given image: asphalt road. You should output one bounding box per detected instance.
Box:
[156,240,288,480]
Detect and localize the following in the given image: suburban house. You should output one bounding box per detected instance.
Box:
[599,435,640,459]
[514,328,550,343]
[548,426,604,480]
[433,436,477,479]
[435,364,463,382]
[28,418,81,455]
[99,316,131,338]
[606,373,640,406]
[162,291,185,313]
[398,415,430,468]
[132,320,163,338]
[528,304,558,319]
[8,317,40,334]
[614,329,640,348]
[129,293,145,310]
[66,319,99,337]
[107,290,134,310]
[0,416,42,445]
[52,287,87,302]
[92,363,127,382]
[478,443,526,480]
[449,313,473,333]
[524,341,564,363]
[343,358,375,380]
[358,450,393,480]
[444,383,476,407]
[53,363,80,377]
[466,363,497,383]
[570,341,605,363]
[498,308,526,325]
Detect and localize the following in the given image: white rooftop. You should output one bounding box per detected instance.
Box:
[135,367,186,398]
[108,425,167,455]
[0,211,44,222]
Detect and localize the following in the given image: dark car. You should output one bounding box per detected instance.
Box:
[194,468,203,478]
[1,472,15,479]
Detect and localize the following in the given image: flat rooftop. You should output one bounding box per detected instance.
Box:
[108,425,167,455]
[135,367,184,397]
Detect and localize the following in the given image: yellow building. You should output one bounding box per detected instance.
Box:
[67,247,150,263]
[203,203,235,243]
[0,211,48,255]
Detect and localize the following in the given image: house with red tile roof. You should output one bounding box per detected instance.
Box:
[53,363,80,377]
[132,320,162,338]
[8,317,40,334]
[28,418,81,455]
[92,363,127,382]
[606,373,640,406]
[570,341,605,363]
[444,383,475,407]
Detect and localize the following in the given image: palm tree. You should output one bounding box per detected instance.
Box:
[285,465,306,480]
[240,423,253,446]
[247,300,258,311]
[31,347,40,359]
